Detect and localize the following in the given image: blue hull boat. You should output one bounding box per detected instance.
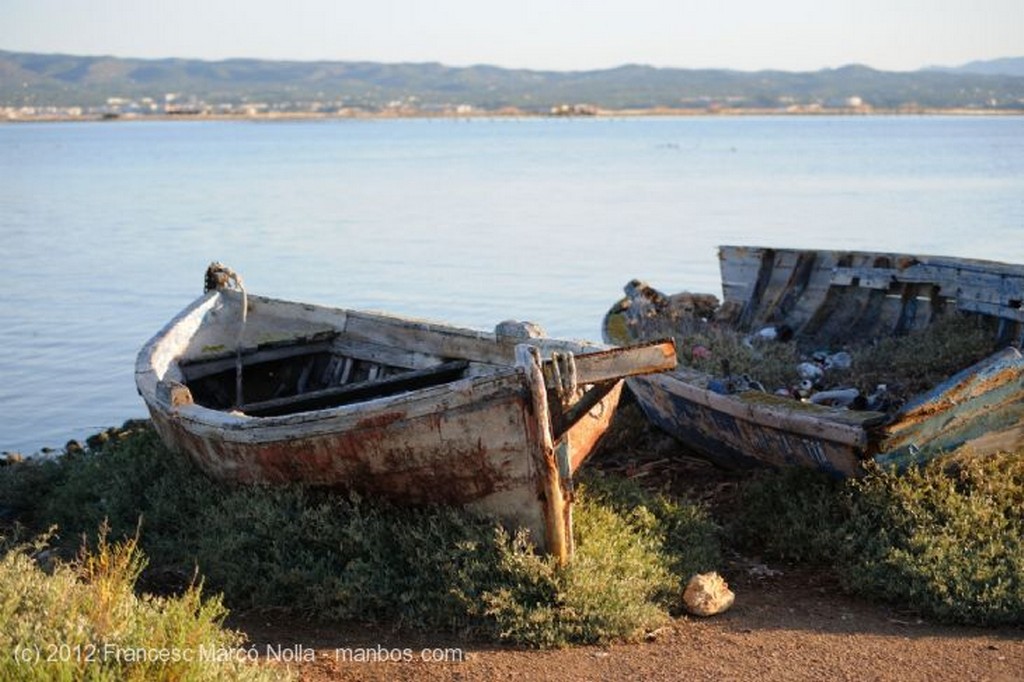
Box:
[604,246,1024,476]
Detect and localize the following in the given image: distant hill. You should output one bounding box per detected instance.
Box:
[926,57,1024,78]
[2,50,1023,112]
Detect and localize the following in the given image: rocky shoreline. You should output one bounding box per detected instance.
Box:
[0,419,152,464]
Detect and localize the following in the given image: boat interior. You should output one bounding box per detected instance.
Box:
[608,247,1024,428]
[179,333,475,417]
[718,247,1024,348]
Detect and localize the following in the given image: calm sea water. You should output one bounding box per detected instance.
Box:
[2,115,1022,454]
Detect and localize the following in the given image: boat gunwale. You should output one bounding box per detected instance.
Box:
[626,369,876,449]
[163,369,529,443]
[136,291,518,425]
[137,289,621,439]
[719,244,1024,281]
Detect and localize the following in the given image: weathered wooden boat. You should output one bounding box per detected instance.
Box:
[603,246,1024,477]
[136,264,675,561]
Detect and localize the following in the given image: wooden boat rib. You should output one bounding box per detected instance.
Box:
[136,265,676,562]
[604,246,1024,476]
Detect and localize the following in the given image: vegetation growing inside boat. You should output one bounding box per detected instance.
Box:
[179,336,469,417]
[645,300,1004,412]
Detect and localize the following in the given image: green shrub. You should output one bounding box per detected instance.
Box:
[0,424,723,648]
[846,313,997,399]
[728,466,848,563]
[0,527,276,682]
[36,427,221,564]
[189,486,512,633]
[841,456,1024,625]
[481,481,697,647]
[731,453,1024,625]
[579,472,722,581]
[189,480,714,647]
[0,457,64,532]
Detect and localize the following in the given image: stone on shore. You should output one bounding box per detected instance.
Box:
[683,572,735,616]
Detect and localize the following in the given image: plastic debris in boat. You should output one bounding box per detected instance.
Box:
[824,351,852,370]
[808,387,860,407]
[792,379,814,399]
[762,325,794,341]
[866,384,891,411]
[810,349,853,371]
[743,324,795,349]
[797,362,825,382]
[691,344,713,360]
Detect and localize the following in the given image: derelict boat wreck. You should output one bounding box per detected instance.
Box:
[604,245,1024,477]
[136,264,676,562]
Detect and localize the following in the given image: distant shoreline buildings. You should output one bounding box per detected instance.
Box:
[5,96,1021,121]
[3,52,1022,121]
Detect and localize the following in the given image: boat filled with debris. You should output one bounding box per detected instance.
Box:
[136,264,676,561]
[603,246,1024,476]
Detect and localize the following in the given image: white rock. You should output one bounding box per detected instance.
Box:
[683,572,735,617]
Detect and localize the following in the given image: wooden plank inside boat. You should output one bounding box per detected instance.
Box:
[239,360,470,416]
[179,338,336,381]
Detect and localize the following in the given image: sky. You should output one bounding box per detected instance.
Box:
[1,0,1021,73]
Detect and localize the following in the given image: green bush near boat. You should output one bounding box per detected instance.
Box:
[0,528,277,682]
[731,454,1024,626]
[0,424,721,650]
[3,417,1021,668]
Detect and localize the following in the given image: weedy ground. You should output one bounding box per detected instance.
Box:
[1,413,1022,681]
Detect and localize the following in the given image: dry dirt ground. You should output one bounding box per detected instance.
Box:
[236,566,1023,682]
[233,418,1023,682]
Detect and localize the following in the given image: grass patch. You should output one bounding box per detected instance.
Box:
[482,475,721,647]
[845,314,998,399]
[0,528,276,682]
[0,423,722,648]
[727,466,848,563]
[10,415,1019,648]
[730,453,1024,625]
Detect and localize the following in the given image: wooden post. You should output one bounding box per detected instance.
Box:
[516,344,570,565]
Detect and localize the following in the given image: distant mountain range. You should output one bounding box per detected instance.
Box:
[2,50,1022,112]
[925,57,1024,77]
